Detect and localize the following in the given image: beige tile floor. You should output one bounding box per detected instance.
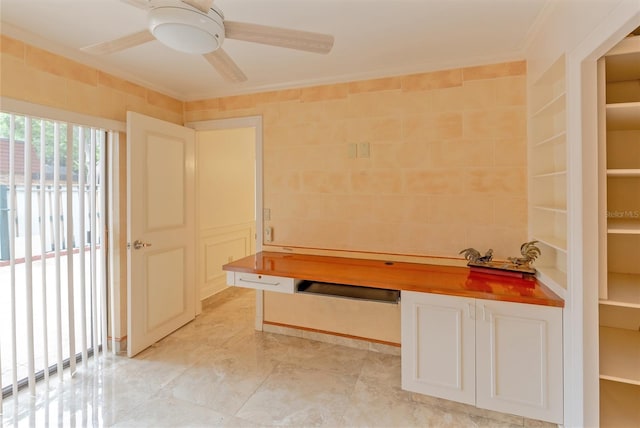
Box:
[0,287,556,427]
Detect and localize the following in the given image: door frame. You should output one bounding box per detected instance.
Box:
[564,4,640,427]
[185,116,263,326]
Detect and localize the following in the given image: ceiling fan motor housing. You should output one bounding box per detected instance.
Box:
[148,4,225,54]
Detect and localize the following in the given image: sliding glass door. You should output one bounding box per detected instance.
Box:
[0,112,110,401]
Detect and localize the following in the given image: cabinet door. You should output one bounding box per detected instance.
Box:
[476,300,563,424]
[401,291,475,405]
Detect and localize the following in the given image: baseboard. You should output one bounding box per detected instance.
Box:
[262,321,401,356]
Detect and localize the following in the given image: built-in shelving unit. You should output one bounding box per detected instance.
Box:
[598,33,640,427]
[529,55,567,296]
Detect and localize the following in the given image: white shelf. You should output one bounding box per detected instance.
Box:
[607,168,640,177]
[533,205,567,214]
[599,326,640,385]
[532,92,566,118]
[607,219,640,234]
[600,380,640,428]
[599,35,640,427]
[532,170,567,179]
[530,55,567,298]
[536,266,567,294]
[606,102,640,130]
[606,35,640,80]
[600,272,640,308]
[534,234,567,252]
[533,130,565,148]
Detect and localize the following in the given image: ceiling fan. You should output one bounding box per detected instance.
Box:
[81,0,334,83]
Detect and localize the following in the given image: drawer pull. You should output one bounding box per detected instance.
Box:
[238,278,280,286]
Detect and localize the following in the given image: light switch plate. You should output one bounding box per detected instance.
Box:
[348,143,357,159]
[358,142,370,158]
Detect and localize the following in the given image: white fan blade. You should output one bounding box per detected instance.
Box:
[81,30,155,55]
[181,0,213,13]
[225,21,334,54]
[203,49,247,83]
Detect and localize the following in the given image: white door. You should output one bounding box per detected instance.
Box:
[475,300,563,424]
[126,111,196,357]
[401,291,476,405]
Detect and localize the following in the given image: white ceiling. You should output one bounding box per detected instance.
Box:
[0,0,550,101]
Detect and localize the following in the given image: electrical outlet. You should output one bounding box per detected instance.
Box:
[265,226,273,242]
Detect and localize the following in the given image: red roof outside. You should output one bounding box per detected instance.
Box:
[0,138,41,178]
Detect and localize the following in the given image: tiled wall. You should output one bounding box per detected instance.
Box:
[0,35,527,260]
[0,35,183,124]
[0,35,185,340]
[185,61,528,259]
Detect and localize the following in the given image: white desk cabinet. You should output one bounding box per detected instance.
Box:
[401,292,476,405]
[401,291,563,424]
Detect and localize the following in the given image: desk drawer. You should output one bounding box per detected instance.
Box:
[228,272,295,294]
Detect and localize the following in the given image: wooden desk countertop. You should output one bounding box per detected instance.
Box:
[223,251,564,308]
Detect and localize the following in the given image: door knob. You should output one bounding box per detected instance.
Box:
[132,239,152,250]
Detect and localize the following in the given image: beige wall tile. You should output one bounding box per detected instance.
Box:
[466,167,526,196]
[495,137,527,167]
[405,169,466,195]
[348,77,401,94]
[414,223,467,257]
[0,53,29,99]
[347,117,403,142]
[349,221,403,253]
[146,89,183,114]
[26,45,97,86]
[463,107,527,139]
[428,139,494,168]
[301,170,349,193]
[464,225,528,259]
[463,60,526,80]
[399,91,434,115]
[66,79,101,117]
[218,94,257,111]
[24,67,68,110]
[96,86,128,122]
[271,88,302,102]
[427,194,494,225]
[495,76,526,106]
[301,83,349,102]
[1,41,528,260]
[98,71,147,99]
[1,37,183,125]
[347,91,404,118]
[264,170,301,193]
[351,170,403,194]
[184,98,219,112]
[494,196,528,228]
[394,141,430,169]
[403,112,463,141]
[461,80,496,110]
[0,35,24,59]
[323,194,374,222]
[431,86,466,112]
[402,68,463,92]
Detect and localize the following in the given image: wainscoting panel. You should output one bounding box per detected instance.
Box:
[199,222,255,300]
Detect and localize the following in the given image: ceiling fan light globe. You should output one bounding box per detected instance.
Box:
[148,6,224,54]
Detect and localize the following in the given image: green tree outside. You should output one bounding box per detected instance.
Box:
[0,112,101,176]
